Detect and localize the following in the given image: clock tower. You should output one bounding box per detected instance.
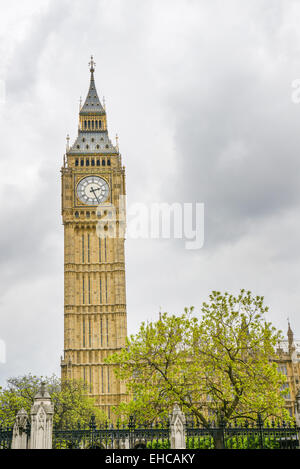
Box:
[61,57,127,418]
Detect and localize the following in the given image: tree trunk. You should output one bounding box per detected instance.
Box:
[213,429,225,449]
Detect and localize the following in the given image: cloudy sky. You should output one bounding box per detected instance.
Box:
[1,0,300,385]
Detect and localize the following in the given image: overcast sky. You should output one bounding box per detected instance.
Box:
[1,0,300,385]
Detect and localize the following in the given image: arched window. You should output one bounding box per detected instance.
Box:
[92,120,94,129]
[84,121,87,129]
[97,159,100,166]
[95,121,98,129]
[99,120,102,128]
[102,159,106,166]
[107,159,111,166]
[88,120,91,129]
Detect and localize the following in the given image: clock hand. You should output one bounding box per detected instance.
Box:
[90,186,100,203]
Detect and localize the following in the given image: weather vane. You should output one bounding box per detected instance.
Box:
[89,55,96,72]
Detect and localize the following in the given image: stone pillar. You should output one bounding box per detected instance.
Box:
[30,383,54,449]
[11,408,30,449]
[170,404,186,449]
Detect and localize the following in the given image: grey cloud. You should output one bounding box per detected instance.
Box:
[1,0,300,385]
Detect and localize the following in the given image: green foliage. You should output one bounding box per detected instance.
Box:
[106,290,289,427]
[0,374,106,428]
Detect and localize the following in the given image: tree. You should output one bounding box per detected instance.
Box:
[107,290,289,447]
[0,374,106,428]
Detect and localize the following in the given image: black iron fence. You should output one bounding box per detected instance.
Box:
[0,426,13,449]
[53,416,170,449]
[1,414,299,449]
[52,414,299,450]
[186,414,299,449]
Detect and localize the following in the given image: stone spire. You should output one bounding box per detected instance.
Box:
[288,320,295,355]
[80,55,105,115]
[68,56,118,155]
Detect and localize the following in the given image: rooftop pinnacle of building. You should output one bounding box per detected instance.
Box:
[80,56,105,115]
[68,56,118,156]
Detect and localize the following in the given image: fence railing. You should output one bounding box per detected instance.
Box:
[52,415,299,450]
[53,416,171,449]
[0,426,13,449]
[186,417,299,449]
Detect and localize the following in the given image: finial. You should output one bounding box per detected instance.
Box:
[89,55,96,73]
[103,96,106,110]
[116,133,119,151]
[40,382,46,396]
[66,134,70,151]
[79,96,82,111]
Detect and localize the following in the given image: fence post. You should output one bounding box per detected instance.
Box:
[295,389,300,448]
[30,383,54,449]
[170,404,186,449]
[257,413,264,449]
[11,408,30,449]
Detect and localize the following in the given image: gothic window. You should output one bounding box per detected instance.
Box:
[91,159,95,166]
[82,235,84,263]
[89,317,92,346]
[106,317,109,346]
[81,159,84,167]
[86,159,90,166]
[75,159,79,166]
[100,317,103,347]
[102,159,106,166]
[99,120,102,128]
[107,366,110,392]
[84,121,87,129]
[75,211,79,218]
[95,121,98,129]
[82,277,85,304]
[97,159,100,166]
[88,234,90,262]
[83,318,86,347]
[88,277,91,304]
[92,120,94,130]
[105,274,108,303]
[107,159,111,166]
[88,120,90,129]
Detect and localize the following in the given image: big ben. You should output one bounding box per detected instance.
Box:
[61,57,127,418]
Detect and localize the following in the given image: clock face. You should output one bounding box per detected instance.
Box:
[77,176,109,205]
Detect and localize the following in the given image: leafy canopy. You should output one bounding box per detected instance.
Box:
[0,374,106,428]
[107,290,288,425]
